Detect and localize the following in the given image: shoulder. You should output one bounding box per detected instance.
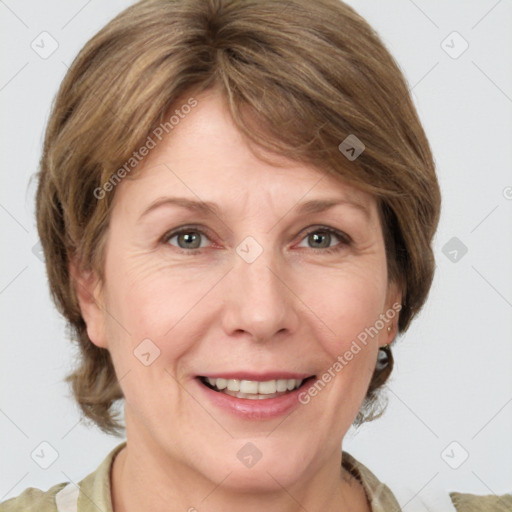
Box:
[342,450,401,510]
[449,491,512,511]
[342,451,512,512]
[0,441,126,512]
[0,482,67,512]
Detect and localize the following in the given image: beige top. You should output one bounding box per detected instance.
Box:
[1,441,510,511]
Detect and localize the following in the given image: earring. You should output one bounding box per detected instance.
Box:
[376,343,391,371]
[387,326,391,333]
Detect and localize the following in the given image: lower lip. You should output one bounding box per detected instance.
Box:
[194,378,315,420]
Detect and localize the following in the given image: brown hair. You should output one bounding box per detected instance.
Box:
[36,0,440,435]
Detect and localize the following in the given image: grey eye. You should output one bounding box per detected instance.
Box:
[307,231,333,249]
[168,230,205,250]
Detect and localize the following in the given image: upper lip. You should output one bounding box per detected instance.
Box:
[198,372,314,381]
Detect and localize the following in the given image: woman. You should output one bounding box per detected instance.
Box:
[1,1,510,511]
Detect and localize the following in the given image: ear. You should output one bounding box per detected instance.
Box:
[382,280,402,345]
[69,257,108,349]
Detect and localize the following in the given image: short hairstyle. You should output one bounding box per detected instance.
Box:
[36,0,441,435]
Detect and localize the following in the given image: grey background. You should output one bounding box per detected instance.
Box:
[1,0,511,509]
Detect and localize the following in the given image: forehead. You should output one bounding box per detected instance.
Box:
[112,89,377,219]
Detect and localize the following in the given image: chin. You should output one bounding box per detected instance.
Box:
[196,441,312,493]
[217,460,303,493]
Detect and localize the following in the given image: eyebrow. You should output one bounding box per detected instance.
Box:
[294,198,369,218]
[139,197,221,219]
[139,196,370,220]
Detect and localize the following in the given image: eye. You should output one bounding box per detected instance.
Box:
[162,225,351,254]
[164,227,211,251]
[297,227,351,253]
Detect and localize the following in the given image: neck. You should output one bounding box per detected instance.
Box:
[111,445,370,512]
[110,413,370,512]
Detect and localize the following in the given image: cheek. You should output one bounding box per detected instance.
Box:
[299,262,388,353]
[100,261,197,407]
[304,276,386,409]
[102,255,220,362]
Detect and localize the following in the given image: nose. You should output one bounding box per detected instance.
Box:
[220,244,299,343]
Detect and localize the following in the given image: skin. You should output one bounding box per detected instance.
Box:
[74,88,401,512]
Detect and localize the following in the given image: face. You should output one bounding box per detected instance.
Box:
[76,88,400,492]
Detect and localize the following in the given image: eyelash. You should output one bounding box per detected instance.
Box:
[162,225,352,255]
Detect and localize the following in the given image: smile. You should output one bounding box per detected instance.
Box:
[199,376,315,400]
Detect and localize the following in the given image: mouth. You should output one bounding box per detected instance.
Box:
[198,375,316,400]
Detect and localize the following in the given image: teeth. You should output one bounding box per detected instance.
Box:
[216,378,227,390]
[204,377,304,396]
[258,380,276,394]
[276,379,288,392]
[240,380,258,393]
[225,379,239,391]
